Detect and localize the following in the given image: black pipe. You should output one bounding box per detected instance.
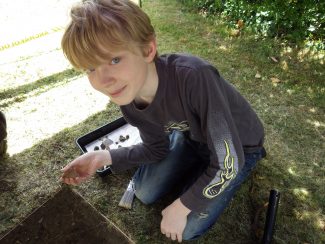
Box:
[262,189,280,244]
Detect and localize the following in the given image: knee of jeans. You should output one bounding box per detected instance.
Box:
[169,130,185,150]
[182,230,201,241]
[135,188,158,205]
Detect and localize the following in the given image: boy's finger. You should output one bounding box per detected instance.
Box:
[177,233,182,243]
[75,176,87,184]
[65,177,72,185]
[68,178,77,186]
[60,165,70,172]
[60,177,70,185]
[62,167,79,178]
[75,177,82,184]
[70,176,83,186]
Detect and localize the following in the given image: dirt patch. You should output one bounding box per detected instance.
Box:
[0,186,133,244]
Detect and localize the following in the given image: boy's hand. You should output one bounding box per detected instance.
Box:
[60,150,111,185]
[161,198,191,242]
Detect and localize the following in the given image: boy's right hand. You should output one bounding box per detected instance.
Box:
[60,150,112,185]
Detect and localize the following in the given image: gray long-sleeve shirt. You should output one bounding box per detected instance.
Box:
[110,53,264,212]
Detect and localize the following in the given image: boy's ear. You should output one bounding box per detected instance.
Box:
[144,38,157,62]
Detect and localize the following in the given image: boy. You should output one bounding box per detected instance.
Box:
[60,0,265,242]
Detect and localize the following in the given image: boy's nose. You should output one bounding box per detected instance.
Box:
[96,66,116,84]
[101,77,116,85]
[96,65,110,75]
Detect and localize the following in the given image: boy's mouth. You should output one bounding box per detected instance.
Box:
[109,86,126,97]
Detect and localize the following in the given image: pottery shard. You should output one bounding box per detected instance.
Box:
[103,139,113,149]
[119,135,126,142]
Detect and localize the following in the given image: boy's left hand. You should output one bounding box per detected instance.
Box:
[161,198,191,242]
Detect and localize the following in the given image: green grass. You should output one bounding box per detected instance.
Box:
[0,0,324,243]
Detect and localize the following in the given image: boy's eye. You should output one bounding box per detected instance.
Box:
[111,57,120,65]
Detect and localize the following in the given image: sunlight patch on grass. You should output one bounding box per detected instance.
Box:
[293,188,309,201]
[0,32,70,91]
[280,45,325,64]
[281,60,289,71]
[309,108,317,113]
[306,119,325,128]
[286,89,294,95]
[317,218,325,231]
[294,209,324,231]
[0,0,110,156]
[294,209,310,220]
[288,166,298,176]
[218,45,228,51]
[3,76,108,155]
[0,0,77,47]
[290,208,325,238]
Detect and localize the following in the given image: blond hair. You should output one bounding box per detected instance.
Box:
[61,0,156,70]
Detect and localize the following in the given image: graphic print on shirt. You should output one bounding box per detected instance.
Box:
[203,140,237,199]
[164,121,190,133]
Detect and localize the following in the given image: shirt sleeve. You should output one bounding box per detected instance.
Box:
[109,118,170,173]
[180,66,245,213]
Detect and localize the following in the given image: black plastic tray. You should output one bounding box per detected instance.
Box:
[75,117,127,177]
[76,117,126,153]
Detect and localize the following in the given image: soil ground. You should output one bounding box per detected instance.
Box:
[0,186,133,244]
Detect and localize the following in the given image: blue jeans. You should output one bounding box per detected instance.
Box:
[133,131,265,240]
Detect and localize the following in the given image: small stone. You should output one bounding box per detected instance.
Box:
[118,145,122,148]
[119,135,126,142]
[126,135,129,140]
[255,72,262,79]
[94,146,99,151]
[100,143,106,150]
[103,138,113,148]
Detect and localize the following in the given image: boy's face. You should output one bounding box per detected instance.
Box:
[86,45,155,106]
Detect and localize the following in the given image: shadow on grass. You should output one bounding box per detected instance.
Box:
[0,102,122,239]
[0,69,82,109]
